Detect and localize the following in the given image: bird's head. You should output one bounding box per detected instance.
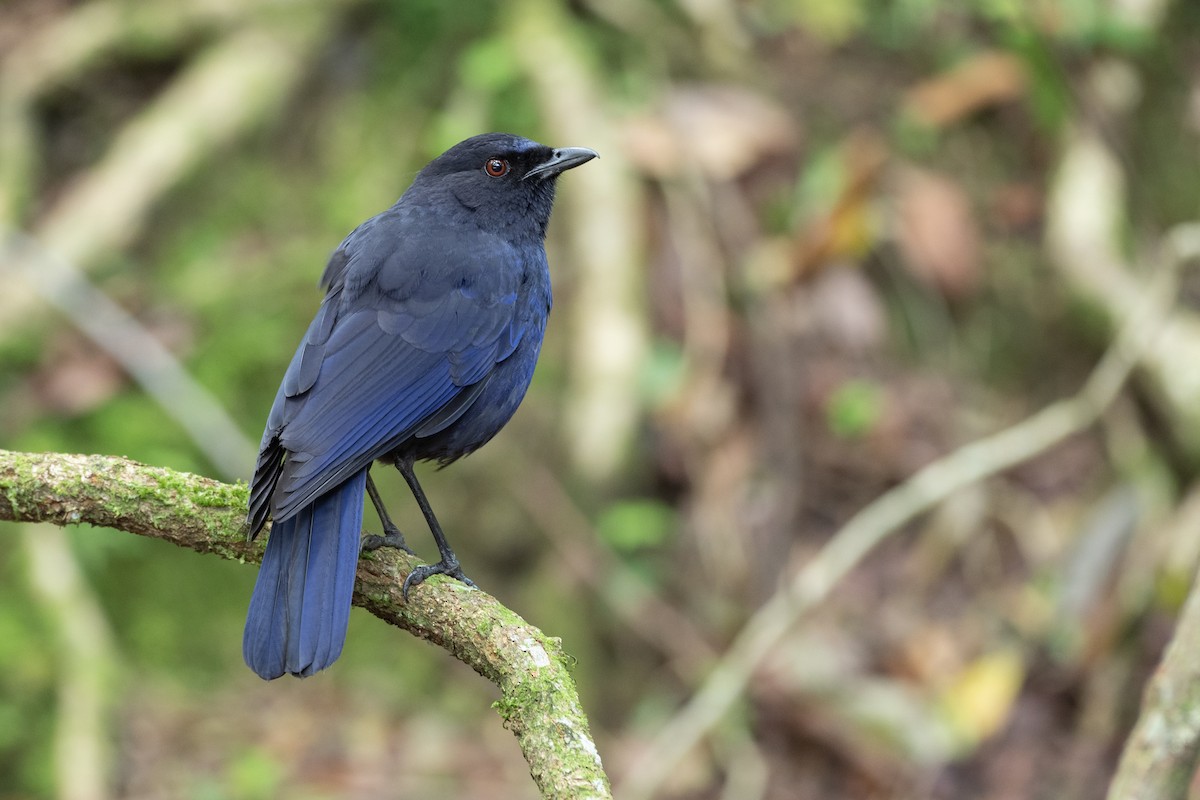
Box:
[412,133,598,238]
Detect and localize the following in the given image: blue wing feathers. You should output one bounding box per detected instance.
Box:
[271,369,459,521]
[413,373,493,438]
[250,259,534,528]
[495,318,526,362]
[448,344,501,385]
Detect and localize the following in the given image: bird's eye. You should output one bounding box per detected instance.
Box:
[484,158,509,177]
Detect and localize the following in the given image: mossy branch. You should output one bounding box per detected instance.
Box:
[1106,551,1200,799]
[0,448,611,800]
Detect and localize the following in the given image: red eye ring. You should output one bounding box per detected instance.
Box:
[484,158,509,177]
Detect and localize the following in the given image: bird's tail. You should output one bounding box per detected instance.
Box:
[242,469,366,680]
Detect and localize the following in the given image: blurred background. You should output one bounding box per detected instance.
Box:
[3,0,1200,797]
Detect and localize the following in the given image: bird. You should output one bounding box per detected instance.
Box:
[242,133,597,680]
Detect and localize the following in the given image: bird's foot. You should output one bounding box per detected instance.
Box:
[361,527,416,556]
[402,557,476,601]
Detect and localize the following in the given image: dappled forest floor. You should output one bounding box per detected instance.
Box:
[3,0,1200,798]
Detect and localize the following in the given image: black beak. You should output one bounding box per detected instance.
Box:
[524,146,599,181]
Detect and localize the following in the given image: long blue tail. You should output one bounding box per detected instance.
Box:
[242,469,366,680]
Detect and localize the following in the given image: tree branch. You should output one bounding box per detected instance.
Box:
[1106,552,1200,799]
[0,449,611,800]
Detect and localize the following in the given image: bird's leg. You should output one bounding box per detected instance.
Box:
[394,456,476,599]
[361,471,416,555]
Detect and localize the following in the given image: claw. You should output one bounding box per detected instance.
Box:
[362,530,416,556]
[401,558,476,600]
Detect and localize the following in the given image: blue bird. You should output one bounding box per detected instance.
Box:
[243,133,597,680]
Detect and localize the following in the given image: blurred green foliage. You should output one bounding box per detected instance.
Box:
[826,379,885,439]
[598,500,678,553]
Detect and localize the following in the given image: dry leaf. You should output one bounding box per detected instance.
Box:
[938,649,1025,745]
[623,84,798,180]
[892,166,982,300]
[808,265,886,352]
[791,130,889,278]
[903,51,1027,129]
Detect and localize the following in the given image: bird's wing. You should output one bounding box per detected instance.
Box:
[249,231,537,529]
